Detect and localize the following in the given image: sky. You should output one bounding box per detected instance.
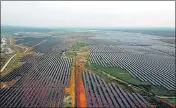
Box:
[1,1,175,28]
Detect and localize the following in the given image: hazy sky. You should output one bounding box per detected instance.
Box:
[1,1,175,27]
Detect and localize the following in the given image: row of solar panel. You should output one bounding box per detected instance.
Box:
[82,71,151,108]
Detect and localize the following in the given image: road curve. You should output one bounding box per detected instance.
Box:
[1,54,17,72]
[14,45,28,53]
[1,40,28,72]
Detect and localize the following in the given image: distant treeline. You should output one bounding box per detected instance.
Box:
[1,25,175,37]
[93,27,175,37]
[1,25,54,34]
[116,28,175,37]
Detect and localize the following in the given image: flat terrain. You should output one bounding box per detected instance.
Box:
[1,27,175,107]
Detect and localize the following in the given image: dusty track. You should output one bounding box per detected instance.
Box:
[31,40,47,48]
[1,39,41,87]
[76,56,87,107]
[14,45,28,53]
[75,49,89,107]
[1,54,17,72]
[65,56,76,107]
[1,44,28,72]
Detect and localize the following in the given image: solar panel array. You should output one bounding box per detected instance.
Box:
[88,45,121,53]
[89,52,175,90]
[82,36,175,90]
[1,87,65,107]
[33,37,72,54]
[82,71,150,108]
[15,37,50,47]
[0,38,73,107]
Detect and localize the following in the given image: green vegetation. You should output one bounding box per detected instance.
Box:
[86,61,175,97]
[63,41,86,58]
[85,60,89,68]
[0,54,13,68]
[72,42,86,51]
[163,98,176,104]
[76,43,86,47]
[2,54,24,76]
[63,93,72,108]
[11,46,25,53]
[65,51,77,58]
[151,86,176,96]
[88,62,151,86]
[56,53,62,59]
[1,41,29,76]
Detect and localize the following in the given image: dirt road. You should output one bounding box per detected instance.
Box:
[14,45,28,53]
[1,54,17,72]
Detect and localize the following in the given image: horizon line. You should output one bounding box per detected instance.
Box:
[1,24,175,29]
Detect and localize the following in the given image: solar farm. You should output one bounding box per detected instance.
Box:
[1,30,175,107]
[82,32,175,90]
[89,52,175,90]
[1,37,72,107]
[83,71,151,107]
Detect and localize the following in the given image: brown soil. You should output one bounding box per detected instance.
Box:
[1,79,17,88]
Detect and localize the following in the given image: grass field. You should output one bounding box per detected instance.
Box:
[1,54,25,77]
[64,42,86,58]
[65,51,77,58]
[151,86,176,96]
[86,61,175,97]
[87,62,151,86]
[1,54,14,68]
[10,45,25,53]
[163,98,176,104]
[72,43,86,51]
[1,45,26,75]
